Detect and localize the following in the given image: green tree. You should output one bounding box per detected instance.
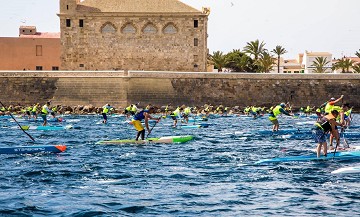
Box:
[271,45,287,73]
[353,63,360,73]
[225,49,253,72]
[208,51,228,71]
[243,39,266,61]
[333,58,354,73]
[256,52,275,73]
[355,49,360,58]
[311,57,330,73]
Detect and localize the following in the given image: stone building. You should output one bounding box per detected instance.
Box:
[58,0,210,71]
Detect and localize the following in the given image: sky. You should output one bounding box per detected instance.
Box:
[1,0,360,59]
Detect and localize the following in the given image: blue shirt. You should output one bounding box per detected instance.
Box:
[133,110,149,121]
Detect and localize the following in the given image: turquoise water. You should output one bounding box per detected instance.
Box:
[0,114,359,216]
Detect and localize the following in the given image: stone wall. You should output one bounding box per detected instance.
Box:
[1,71,359,110]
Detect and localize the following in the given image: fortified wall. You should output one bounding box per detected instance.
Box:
[0,71,359,110]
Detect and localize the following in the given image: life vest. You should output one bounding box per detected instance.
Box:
[272,105,282,117]
[184,107,191,115]
[133,110,149,121]
[171,108,180,117]
[42,105,49,114]
[315,113,335,133]
[324,102,334,114]
[102,106,109,114]
[32,105,38,112]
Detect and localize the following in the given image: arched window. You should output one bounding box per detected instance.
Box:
[143,23,157,34]
[163,23,177,34]
[101,22,116,33]
[121,23,136,34]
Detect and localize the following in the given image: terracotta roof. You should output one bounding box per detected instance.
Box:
[19,32,60,38]
[77,0,201,13]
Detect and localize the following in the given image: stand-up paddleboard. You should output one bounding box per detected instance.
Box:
[310,146,360,153]
[175,124,209,129]
[255,151,360,164]
[256,128,310,135]
[97,135,194,145]
[331,165,360,174]
[284,131,360,140]
[0,145,66,154]
[14,125,77,131]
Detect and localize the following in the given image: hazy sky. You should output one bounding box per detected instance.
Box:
[2,0,359,59]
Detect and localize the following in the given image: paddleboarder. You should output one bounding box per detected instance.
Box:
[268,103,293,131]
[102,104,112,124]
[313,110,341,158]
[131,107,160,141]
[41,101,52,126]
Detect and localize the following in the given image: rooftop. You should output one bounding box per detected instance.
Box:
[77,0,201,13]
[19,32,60,38]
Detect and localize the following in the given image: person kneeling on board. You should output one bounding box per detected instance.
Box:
[268,103,293,132]
[312,110,342,158]
[132,107,160,141]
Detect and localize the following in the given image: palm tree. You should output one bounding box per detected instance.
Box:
[271,45,287,73]
[208,51,228,72]
[356,49,360,58]
[333,58,354,73]
[311,57,330,73]
[353,63,360,73]
[256,51,275,73]
[243,39,266,61]
[225,49,253,72]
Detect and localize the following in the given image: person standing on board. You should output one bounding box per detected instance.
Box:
[182,106,192,124]
[131,107,160,141]
[41,101,52,126]
[313,110,341,157]
[102,104,112,124]
[32,103,39,120]
[170,106,183,128]
[268,103,293,131]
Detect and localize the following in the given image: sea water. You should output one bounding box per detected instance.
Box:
[0,114,359,216]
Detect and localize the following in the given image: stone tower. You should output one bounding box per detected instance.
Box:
[57,0,209,72]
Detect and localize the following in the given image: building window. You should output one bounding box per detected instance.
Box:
[30,30,32,33]
[194,38,198,46]
[79,19,84,27]
[163,23,177,34]
[66,5,69,10]
[66,19,71,27]
[52,66,59,71]
[194,20,198,28]
[143,23,157,34]
[79,64,84,67]
[194,55,198,62]
[121,23,136,34]
[101,22,116,33]
[194,64,199,71]
[36,45,42,56]
[294,71,299,73]
[36,66,43,71]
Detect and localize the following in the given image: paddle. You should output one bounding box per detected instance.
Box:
[342,128,349,148]
[0,101,35,142]
[146,118,159,139]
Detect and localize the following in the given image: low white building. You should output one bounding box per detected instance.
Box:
[302,51,332,73]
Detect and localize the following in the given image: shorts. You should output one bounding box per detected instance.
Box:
[41,114,47,121]
[102,113,107,120]
[132,120,144,131]
[312,128,326,143]
[269,116,278,125]
[26,111,31,115]
[32,111,37,115]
